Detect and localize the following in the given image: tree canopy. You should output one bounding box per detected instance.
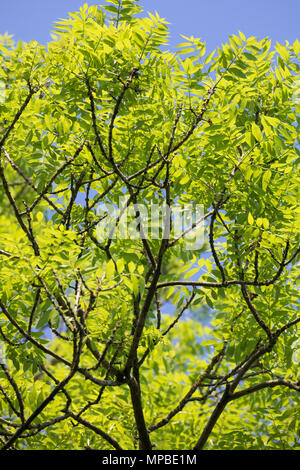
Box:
[0,0,299,451]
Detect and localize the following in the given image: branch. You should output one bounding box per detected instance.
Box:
[25,142,84,214]
[0,364,25,424]
[2,147,63,216]
[209,206,226,282]
[169,87,215,155]
[128,376,152,450]
[0,81,40,147]
[240,283,273,340]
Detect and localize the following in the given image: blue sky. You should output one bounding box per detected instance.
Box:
[0,0,299,52]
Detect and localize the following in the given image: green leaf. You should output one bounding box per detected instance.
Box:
[262,115,280,128]
[116,258,125,274]
[25,130,33,146]
[228,67,247,79]
[106,259,115,278]
[262,218,269,229]
[275,44,289,62]
[243,52,257,61]
[293,39,300,55]
[251,121,263,142]
[128,261,135,273]
[248,213,254,225]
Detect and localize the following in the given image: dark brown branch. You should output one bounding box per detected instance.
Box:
[0,157,39,255]
[2,147,63,216]
[0,81,40,148]
[25,142,84,214]
[240,283,273,339]
[1,327,83,450]
[68,412,123,450]
[28,288,41,335]
[169,87,215,155]
[0,298,119,387]
[85,77,108,160]
[209,207,226,282]
[166,103,183,156]
[128,376,152,450]
[149,347,226,433]
[229,379,300,400]
[108,68,139,164]
[156,240,290,289]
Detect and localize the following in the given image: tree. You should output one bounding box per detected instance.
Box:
[0,0,299,451]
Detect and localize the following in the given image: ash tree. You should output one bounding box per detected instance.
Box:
[0,0,299,451]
